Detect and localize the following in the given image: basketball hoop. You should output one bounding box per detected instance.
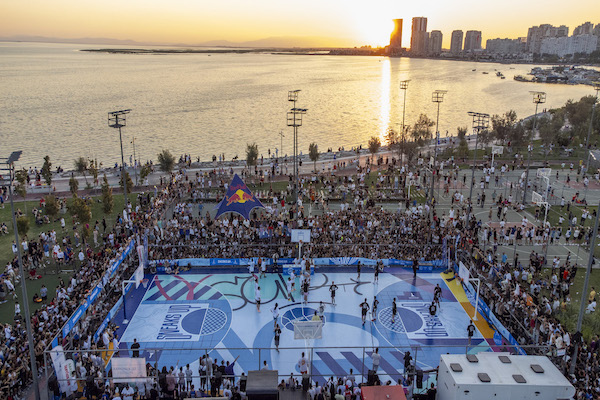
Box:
[293,320,323,340]
[293,320,323,375]
[536,168,552,178]
[141,278,149,289]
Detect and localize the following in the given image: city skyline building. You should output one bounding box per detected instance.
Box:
[389,19,403,55]
[464,30,482,52]
[450,30,464,54]
[573,22,594,36]
[526,24,569,54]
[540,34,598,56]
[428,30,443,55]
[410,17,428,55]
[486,38,522,54]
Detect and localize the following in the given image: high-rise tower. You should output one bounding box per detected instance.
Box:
[390,19,403,50]
[450,30,464,55]
[410,17,428,55]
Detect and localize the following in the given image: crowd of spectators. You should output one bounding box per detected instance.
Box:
[4,154,600,399]
[0,172,184,400]
[465,233,599,399]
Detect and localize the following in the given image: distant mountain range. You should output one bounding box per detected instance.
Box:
[0,35,362,49]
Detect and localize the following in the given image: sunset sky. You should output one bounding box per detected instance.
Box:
[1,0,598,48]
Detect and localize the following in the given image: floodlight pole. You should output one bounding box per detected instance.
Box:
[467,112,490,224]
[400,80,409,165]
[3,152,41,400]
[522,92,545,205]
[287,91,307,205]
[430,90,447,202]
[570,199,600,375]
[108,109,132,204]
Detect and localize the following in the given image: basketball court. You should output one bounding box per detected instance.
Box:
[111,266,496,388]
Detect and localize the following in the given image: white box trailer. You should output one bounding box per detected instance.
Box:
[436,352,575,400]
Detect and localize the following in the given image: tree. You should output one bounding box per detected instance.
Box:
[491,110,518,145]
[101,174,114,214]
[74,157,89,185]
[368,136,381,163]
[157,149,175,172]
[411,114,435,147]
[140,164,151,184]
[456,126,469,159]
[14,168,28,210]
[510,123,530,153]
[68,194,91,225]
[385,128,404,163]
[88,158,99,188]
[45,195,59,221]
[308,142,319,172]
[41,155,52,192]
[69,173,79,196]
[16,216,29,238]
[80,223,91,243]
[478,129,494,147]
[246,143,259,166]
[120,171,133,194]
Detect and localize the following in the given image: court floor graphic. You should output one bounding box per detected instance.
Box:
[115,268,494,386]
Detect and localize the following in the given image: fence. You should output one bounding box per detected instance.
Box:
[45,344,551,399]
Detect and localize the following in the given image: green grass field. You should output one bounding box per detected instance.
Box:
[0,193,130,323]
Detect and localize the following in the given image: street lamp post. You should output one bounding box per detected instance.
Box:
[108,109,132,205]
[278,130,285,162]
[131,136,138,186]
[430,90,448,201]
[522,92,546,205]
[467,112,490,224]
[2,151,41,400]
[287,91,307,205]
[400,80,410,165]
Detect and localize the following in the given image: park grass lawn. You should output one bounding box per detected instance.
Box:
[0,193,130,324]
[524,203,600,339]
[539,265,600,341]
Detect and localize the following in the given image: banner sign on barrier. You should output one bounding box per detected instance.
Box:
[111,357,147,384]
[61,240,135,339]
[50,345,76,395]
[151,257,446,269]
[462,274,526,355]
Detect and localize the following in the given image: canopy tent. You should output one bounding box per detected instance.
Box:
[214,174,265,220]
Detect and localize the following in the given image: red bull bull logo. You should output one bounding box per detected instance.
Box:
[226,189,255,206]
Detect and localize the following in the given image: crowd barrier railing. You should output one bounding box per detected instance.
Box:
[45,344,550,399]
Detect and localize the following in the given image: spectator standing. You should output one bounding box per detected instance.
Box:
[467,321,475,346]
[372,348,381,372]
[130,338,140,357]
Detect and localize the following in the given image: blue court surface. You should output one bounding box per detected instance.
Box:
[113,267,493,386]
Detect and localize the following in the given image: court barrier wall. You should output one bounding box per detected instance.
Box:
[149,257,447,271]
[48,239,136,349]
[45,344,549,399]
[454,253,527,356]
[93,269,137,343]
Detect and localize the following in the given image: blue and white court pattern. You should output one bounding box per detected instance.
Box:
[115,267,492,385]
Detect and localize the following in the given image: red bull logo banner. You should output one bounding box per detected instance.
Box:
[215,174,265,220]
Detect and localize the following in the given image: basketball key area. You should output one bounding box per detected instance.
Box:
[112,267,495,387]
